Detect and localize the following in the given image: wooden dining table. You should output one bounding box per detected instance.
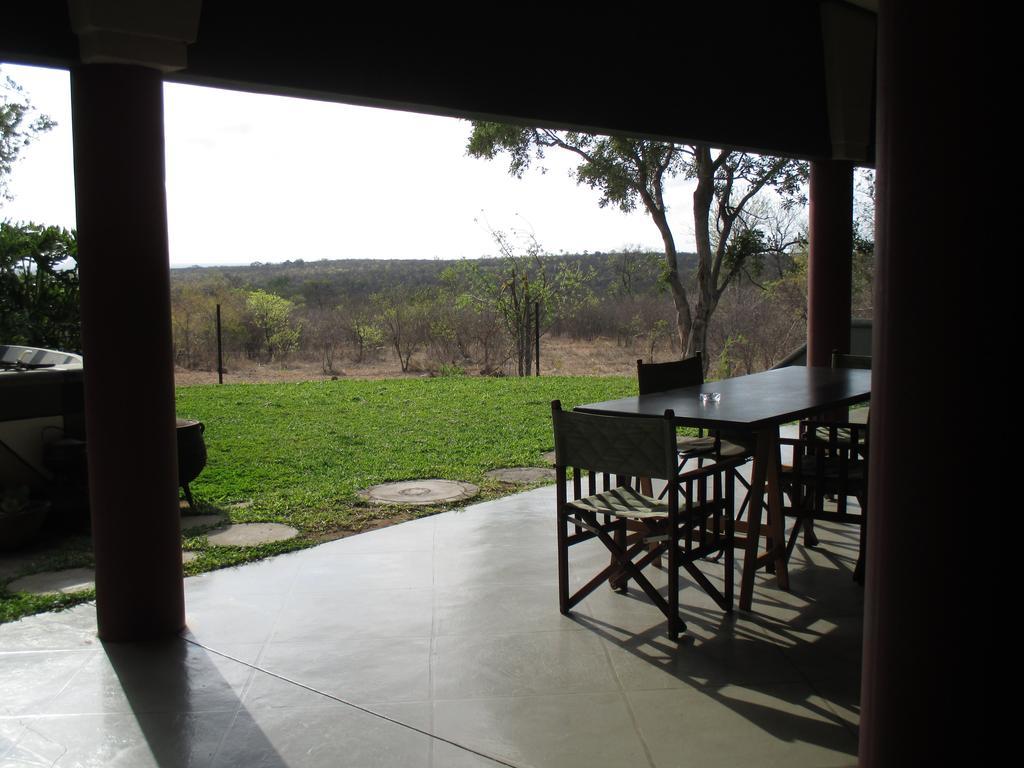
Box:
[574,365,872,611]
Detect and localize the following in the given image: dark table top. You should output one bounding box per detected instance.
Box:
[575,366,871,430]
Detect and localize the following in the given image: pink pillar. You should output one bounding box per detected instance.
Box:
[72,64,184,641]
[807,160,854,368]
[859,2,968,764]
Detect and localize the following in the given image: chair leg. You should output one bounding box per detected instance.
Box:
[785,517,804,561]
[667,540,684,639]
[725,481,735,610]
[557,509,570,614]
[610,520,629,592]
[803,518,819,547]
[853,494,867,585]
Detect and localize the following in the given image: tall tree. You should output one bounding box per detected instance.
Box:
[1,70,56,203]
[447,230,595,376]
[466,124,807,363]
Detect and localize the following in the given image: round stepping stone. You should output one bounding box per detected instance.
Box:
[543,450,556,465]
[182,551,200,564]
[206,523,298,547]
[7,567,95,596]
[180,514,226,533]
[485,467,557,485]
[360,479,478,506]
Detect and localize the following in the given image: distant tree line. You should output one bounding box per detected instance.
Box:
[168,236,873,378]
[0,220,872,379]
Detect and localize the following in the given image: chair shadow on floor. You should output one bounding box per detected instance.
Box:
[564,530,863,761]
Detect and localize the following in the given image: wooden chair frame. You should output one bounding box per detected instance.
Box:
[636,355,754,518]
[780,348,871,583]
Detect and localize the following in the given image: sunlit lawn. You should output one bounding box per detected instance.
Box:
[177,375,637,529]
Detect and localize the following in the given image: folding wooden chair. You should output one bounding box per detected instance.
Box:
[780,351,871,583]
[551,400,741,639]
[636,354,753,518]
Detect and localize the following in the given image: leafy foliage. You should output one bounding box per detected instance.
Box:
[0,71,56,202]
[245,289,301,361]
[0,221,80,350]
[466,122,809,365]
[443,230,597,375]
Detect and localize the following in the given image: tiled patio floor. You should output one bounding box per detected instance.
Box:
[0,484,863,767]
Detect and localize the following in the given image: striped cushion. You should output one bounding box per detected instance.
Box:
[677,436,748,458]
[813,426,855,444]
[567,485,668,520]
[793,455,865,481]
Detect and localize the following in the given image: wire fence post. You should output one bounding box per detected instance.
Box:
[534,301,541,376]
[216,303,224,385]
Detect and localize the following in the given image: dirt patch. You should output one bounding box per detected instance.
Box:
[174,337,660,387]
[308,512,419,545]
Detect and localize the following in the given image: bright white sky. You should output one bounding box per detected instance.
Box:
[0,63,697,268]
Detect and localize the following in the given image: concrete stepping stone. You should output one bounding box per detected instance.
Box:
[7,567,95,596]
[206,523,298,547]
[182,551,200,564]
[180,514,226,533]
[360,479,478,506]
[485,467,557,485]
[542,450,556,465]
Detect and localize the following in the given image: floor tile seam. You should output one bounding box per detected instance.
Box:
[430,627,610,647]
[1,717,70,764]
[428,683,627,704]
[23,703,247,719]
[246,581,298,669]
[280,586,436,596]
[594,627,658,768]
[184,636,522,768]
[31,644,98,717]
[430,626,588,640]
[812,695,861,741]
[429,518,440,723]
[207,696,247,768]
[608,668,814,693]
[264,634,435,646]
[429,689,646,707]
[433,582,559,590]
[760,645,861,738]
[784,662,862,740]
[0,648,102,657]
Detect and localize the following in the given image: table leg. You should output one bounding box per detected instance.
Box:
[739,427,790,611]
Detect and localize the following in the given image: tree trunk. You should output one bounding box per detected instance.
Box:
[689,147,717,371]
[686,309,712,365]
[648,206,693,357]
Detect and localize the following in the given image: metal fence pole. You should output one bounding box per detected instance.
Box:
[216,303,223,385]
[534,301,541,376]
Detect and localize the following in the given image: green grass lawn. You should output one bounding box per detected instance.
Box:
[2,375,639,623]
[177,375,636,528]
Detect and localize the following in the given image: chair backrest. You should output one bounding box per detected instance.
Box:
[831,350,871,370]
[636,353,703,395]
[551,401,678,481]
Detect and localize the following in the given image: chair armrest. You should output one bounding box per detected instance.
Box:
[675,455,746,483]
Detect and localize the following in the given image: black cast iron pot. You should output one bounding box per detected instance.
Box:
[176,419,206,509]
